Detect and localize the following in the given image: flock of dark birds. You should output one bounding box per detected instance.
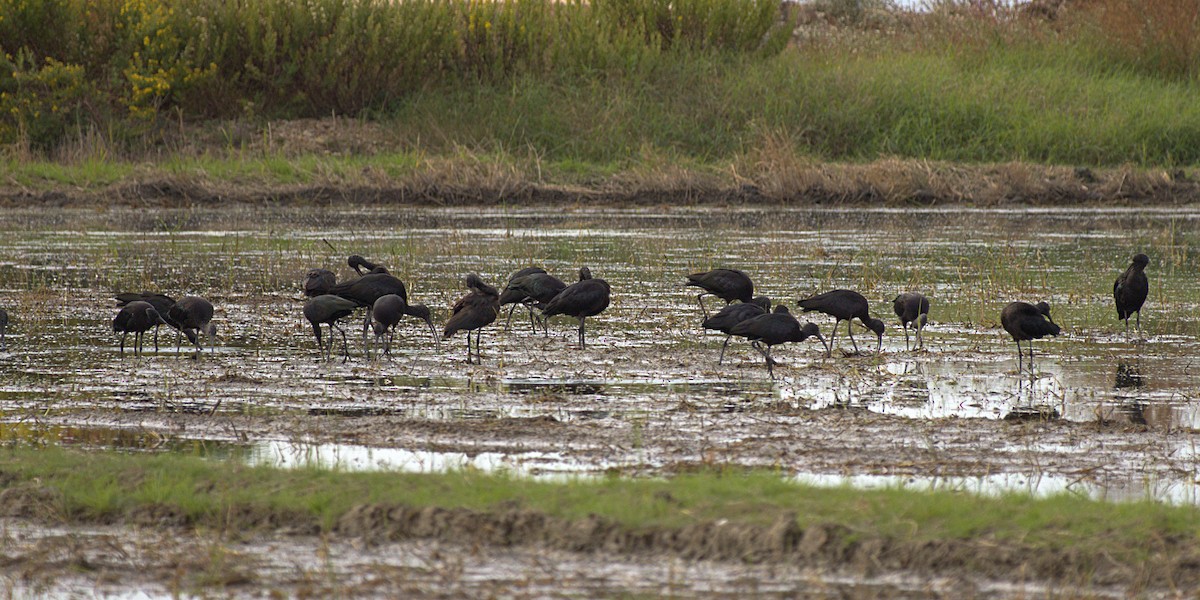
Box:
[1,253,1148,379]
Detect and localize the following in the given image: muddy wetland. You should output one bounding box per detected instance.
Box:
[3,204,1200,597]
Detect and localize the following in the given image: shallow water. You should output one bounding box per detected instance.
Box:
[1,205,1199,501]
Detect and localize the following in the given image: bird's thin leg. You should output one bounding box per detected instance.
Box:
[578,318,586,349]
[361,307,373,359]
[827,322,837,357]
[119,332,127,355]
[332,323,349,363]
[1014,340,1023,373]
[696,294,710,319]
[153,326,159,352]
[903,325,910,351]
[504,303,517,332]
[526,304,538,334]
[465,333,472,363]
[718,335,731,365]
[847,320,859,353]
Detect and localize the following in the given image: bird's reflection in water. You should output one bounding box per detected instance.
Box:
[1114,362,1144,390]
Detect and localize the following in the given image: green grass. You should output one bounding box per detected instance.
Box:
[9,1,1200,170]
[3,445,1198,559]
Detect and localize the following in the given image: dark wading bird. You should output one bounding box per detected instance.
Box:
[371,293,437,356]
[168,296,217,357]
[328,270,437,357]
[304,294,361,362]
[685,269,753,318]
[499,267,567,334]
[115,292,178,351]
[113,301,167,357]
[348,255,384,275]
[797,289,886,356]
[542,267,611,349]
[701,296,771,364]
[728,305,828,379]
[443,273,500,364]
[0,307,8,351]
[304,269,337,297]
[1001,301,1061,373]
[892,292,930,350]
[1114,253,1150,335]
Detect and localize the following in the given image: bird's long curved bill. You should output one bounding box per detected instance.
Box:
[426,318,441,351]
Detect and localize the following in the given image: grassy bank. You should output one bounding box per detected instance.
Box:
[7,0,1200,172]
[2,446,1198,587]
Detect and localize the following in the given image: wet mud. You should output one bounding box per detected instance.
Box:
[2,205,1200,596]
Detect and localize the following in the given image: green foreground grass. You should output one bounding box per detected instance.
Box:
[3,446,1197,565]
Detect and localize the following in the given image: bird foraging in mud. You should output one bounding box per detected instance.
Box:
[728,305,827,379]
[168,296,217,357]
[371,293,438,356]
[701,296,771,364]
[542,267,610,349]
[328,269,436,357]
[1001,301,1061,373]
[685,269,754,318]
[115,292,178,351]
[797,289,885,356]
[443,273,500,364]
[112,301,167,357]
[499,266,566,335]
[892,292,930,350]
[1113,253,1149,336]
[304,294,360,362]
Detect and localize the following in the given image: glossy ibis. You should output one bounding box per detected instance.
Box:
[1114,253,1149,335]
[542,267,610,349]
[115,292,178,351]
[892,292,930,350]
[304,294,360,362]
[0,307,7,351]
[112,301,167,357]
[348,255,384,275]
[168,296,216,357]
[304,269,336,297]
[728,305,828,378]
[370,294,438,356]
[1001,301,1061,373]
[797,289,886,356]
[329,270,435,356]
[685,269,753,317]
[500,267,567,335]
[702,296,771,364]
[443,273,500,364]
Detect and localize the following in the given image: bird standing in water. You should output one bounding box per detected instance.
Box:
[113,301,167,357]
[892,292,930,350]
[542,267,610,349]
[1113,253,1149,336]
[728,305,827,379]
[702,296,771,364]
[1001,301,1061,373]
[685,269,753,318]
[797,289,885,356]
[443,273,500,364]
